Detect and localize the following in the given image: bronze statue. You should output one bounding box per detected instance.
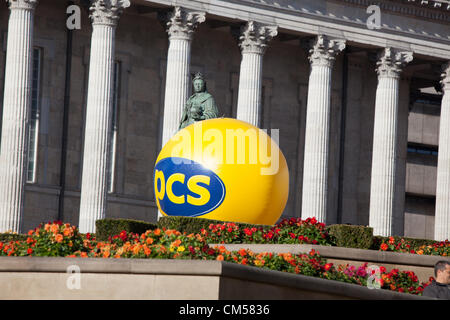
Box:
[179,73,219,130]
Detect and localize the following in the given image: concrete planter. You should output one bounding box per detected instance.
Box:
[209,243,450,283]
[0,256,433,300]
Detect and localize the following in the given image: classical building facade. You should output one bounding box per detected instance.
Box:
[0,0,449,239]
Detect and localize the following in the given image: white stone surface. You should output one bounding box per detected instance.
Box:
[369,48,413,237]
[301,35,345,223]
[78,0,129,233]
[236,21,277,127]
[434,62,450,241]
[0,0,38,233]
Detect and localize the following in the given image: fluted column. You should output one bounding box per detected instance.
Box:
[236,21,277,127]
[0,0,38,233]
[301,35,345,222]
[434,62,450,241]
[369,48,413,236]
[78,0,129,233]
[161,7,205,146]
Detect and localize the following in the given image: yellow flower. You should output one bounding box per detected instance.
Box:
[177,246,185,252]
[170,247,175,252]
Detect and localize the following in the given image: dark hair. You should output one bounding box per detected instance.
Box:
[434,260,450,277]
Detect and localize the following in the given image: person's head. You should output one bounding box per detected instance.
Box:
[434,260,450,284]
[192,72,206,93]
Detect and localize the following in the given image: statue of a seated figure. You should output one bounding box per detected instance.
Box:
[179,72,219,130]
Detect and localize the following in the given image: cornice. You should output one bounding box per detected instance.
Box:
[244,0,450,23]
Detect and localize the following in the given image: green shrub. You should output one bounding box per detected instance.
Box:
[0,233,27,242]
[372,235,440,251]
[326,224,373,249]
[157,216,268,235]
[95,218,157,241]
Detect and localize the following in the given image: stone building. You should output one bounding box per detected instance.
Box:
[0,0,449,240]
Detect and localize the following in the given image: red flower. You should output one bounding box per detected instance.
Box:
[324,263,333,271]
[380,243,388,251]
[27,248,33,255]
[380,266,386,273]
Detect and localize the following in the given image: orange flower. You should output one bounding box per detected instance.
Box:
[50,224,59,234]
[238,249,247,257]
[63,228,72,237]
[170,239,182,247]
[44,224,51,232]
[132,245,141,255]
[80,252,88,258]
[153,229,161,236]
[55,234,63,243]
[103,250,110,258]
[144,246,151,256]
[146,237,154,245]
[216,255,224,261]
[27,230,34,236]
[218,246,227,253]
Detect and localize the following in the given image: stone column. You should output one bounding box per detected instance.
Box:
[236,21,277,127]
[78,0,129,233]
[0,0,38,233]
[301,35,345,223]
[434,62,450,241]
[369,48,412,237]
[161,7,205,146]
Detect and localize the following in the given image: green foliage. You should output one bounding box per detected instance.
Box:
[0,233,27,242]
[156,216,268,235]
[372,235,443,252]
[95,218,157,241]
[326,224,373,249]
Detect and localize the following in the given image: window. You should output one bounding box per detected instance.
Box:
[107,61,121,193]
[26,48,42,183]
[407,143,438,156]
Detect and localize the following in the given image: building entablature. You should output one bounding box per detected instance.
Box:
[142,0,450,60]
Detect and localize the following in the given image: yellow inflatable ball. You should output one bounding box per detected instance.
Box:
[154,118,289,225]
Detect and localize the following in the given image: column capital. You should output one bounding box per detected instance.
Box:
[165,6,205,41]
[440,62,450,91]
[239,21,278,55]
[89,0,130,27]
[308,35,346,67]
[376,47,413,78]
[6,0,38,10]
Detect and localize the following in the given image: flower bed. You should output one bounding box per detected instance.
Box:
[0,221,437,296]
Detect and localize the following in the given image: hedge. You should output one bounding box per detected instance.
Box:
[95,218,157,241]
[0,233,27,242]
[156,216,269,235]
[371,235,440,250]
[326,224,374,249]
